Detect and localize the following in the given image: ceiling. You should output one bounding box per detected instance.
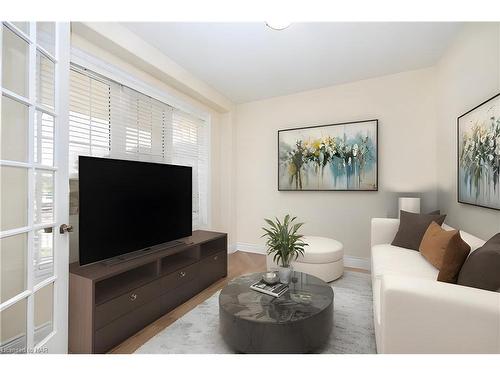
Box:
[122,22,462,104]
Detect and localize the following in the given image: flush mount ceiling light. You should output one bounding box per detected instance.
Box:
[265,21,292,31]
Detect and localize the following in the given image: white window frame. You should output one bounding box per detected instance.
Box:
[69,47,212,229]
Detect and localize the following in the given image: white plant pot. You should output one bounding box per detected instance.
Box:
[278,266,292,284]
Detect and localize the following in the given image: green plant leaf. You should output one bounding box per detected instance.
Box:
[262,214,306,268]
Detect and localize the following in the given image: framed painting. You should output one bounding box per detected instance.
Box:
[458,92,500,210]
[278,119,378,191]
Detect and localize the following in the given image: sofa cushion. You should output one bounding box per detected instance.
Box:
[419,222,458,269]
[458,233,500,292]
[437,233,471,284]
[391,211,446,250]
[371,244,438,280]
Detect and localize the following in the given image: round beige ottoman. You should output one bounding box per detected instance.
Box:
[266,236,344,282]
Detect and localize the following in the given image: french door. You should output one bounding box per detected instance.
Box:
[0,22,70,353]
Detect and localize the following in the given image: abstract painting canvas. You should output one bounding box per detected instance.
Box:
[458,93,500,210]
[278,120,378,191]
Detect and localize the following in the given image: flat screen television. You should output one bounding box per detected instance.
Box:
[78,156,192,266]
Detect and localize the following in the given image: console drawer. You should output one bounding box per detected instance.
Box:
[160,261,199,293]
[161,278,200,314]
[94,298,162,353]
[198,250,227,290]
[200,236,226,258]
[95,279,162,330]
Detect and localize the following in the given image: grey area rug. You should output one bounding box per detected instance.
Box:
[135,271,376,354]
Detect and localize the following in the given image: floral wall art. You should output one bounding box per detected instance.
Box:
[278,120,378,191]
[458,93,500,210]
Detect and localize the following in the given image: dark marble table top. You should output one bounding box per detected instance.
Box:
[219,271,334,324]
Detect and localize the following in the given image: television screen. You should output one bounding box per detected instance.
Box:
[78,156,192,265]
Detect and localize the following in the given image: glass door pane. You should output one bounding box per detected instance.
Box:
[33,228,54,284]
[34,111,54,166]
[0,234,28,303]
[1,95,29,162]
[34,170,54,224]
[36,52,55,110]
[0,298,27,353]
[1,26,29,97]
[0,166,28,231]
[33,283,54,346]
[36,22,55,56]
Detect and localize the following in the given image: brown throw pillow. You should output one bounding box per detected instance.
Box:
[457,233,500,292]
[392,210,447,250]
[438,233,471,284]
[419,222,458,269]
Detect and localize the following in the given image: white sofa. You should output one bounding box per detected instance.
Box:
[371,218,500,354]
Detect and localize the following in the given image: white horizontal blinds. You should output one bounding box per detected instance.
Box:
[67,65,209,228]
[172,109,209,228]
[69,69,111,176]
[110,85,170,163]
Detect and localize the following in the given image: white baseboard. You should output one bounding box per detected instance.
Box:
[227,243,238,254]
[235,242,265,254]
[344,255,371,271]
[234,242,371,271]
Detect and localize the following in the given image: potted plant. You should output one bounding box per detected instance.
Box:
[262,215,308,283]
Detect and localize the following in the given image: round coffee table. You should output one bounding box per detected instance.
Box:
[219,271,334,353]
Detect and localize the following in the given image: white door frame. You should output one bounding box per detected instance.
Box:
[47,21,70,354]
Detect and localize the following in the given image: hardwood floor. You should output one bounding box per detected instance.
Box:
[109,251,367,354]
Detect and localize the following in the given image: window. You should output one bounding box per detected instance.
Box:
[172,109,209,227]
[111,85,168,161]
[68,65,209,228]
[69,69,111,173]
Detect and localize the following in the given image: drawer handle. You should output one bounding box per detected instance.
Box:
[179,271,186,278]
[130,293,137,301]
[213,255,218,260]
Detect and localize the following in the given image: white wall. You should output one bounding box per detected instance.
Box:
[435,23,500,239]
[234,68,439,261]
[209,111,237,247]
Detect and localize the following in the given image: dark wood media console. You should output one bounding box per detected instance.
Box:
[69,230,227,353]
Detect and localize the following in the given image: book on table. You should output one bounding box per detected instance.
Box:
[250,280,289,298]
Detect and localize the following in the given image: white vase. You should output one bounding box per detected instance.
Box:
[278,265,292,284]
